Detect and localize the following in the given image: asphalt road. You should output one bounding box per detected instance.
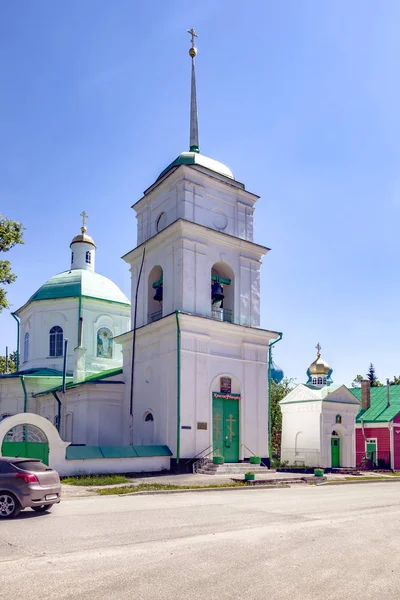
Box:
[1,483,399,600]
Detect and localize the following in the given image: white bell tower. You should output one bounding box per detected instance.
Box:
[117,30,281,467]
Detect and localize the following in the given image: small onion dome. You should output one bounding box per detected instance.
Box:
[70,228,96,249]
[309,354,330,376]
[271,361,284,384]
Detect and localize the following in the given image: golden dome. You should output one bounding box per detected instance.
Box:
[70,228,96,249]
[308,344,330,375]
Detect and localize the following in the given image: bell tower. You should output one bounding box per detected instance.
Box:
[118,30,281,466]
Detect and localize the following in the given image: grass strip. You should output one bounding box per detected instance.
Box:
[62,475,131,486]
[94,482,253,495]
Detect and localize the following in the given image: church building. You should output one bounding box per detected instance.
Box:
[0,30,281,471]
[280,345,360,469]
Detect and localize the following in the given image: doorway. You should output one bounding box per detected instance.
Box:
[1,424,49,465]
[331,433,340,468]
[212,393,239,462]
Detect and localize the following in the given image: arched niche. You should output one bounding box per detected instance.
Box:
[148,265,163,323]
[211,262,235,323]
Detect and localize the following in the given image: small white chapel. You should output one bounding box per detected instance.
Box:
[280,345,360,469]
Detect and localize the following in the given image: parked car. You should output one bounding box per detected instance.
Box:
[0,457,61,518]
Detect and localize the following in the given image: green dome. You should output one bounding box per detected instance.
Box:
[158,151,234,181]
[27,270,130,306]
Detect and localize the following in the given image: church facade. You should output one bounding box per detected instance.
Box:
[0,31,281,471]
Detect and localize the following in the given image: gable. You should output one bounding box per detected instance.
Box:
[280,383,321,405]
[323,385,361,406]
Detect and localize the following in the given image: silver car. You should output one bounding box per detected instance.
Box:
[0,457,61,518]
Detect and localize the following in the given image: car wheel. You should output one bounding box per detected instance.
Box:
[32,505,52,513]
[0,493,21,519]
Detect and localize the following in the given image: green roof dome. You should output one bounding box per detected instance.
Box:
[27,270,130,306]
[157,151,234,181]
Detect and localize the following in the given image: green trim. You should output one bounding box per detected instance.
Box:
[211,275,232,285]
[80,295,130,307]
[32,367,123,397]
[268,333,283,459]
[157,152,235,182]
[11,313,20,371]
[152,276,163,289]
[66,444,172,460]
[175,311,181,464]
[20,375,28,413]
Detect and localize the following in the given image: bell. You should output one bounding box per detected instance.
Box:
[211,281,224,304]
[153,285,163,303]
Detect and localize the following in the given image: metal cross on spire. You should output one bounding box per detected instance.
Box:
[316,342,321,357]
[80,210,88,233]
[187,28,199,153]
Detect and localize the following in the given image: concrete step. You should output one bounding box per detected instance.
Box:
[197,461,270,475]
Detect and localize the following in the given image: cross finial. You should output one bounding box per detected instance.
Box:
[316,342,321,357]
[80,210,88,233]
[187,28,198,49]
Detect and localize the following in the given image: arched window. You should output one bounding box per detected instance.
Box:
[336,415,342,424]
[71,251,74,265]
[85,251,91,264]
[49,326,64,357]
[317,377,323,385]
[211,263,234,323]
[148,265,163,323]
[312,377,317,385]
[97,327,113,358]
[23,332,29,363]
[323,377,327,384]
[142,411,155,445]
[145,413,154,422]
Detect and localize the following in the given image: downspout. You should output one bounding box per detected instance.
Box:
[11,313,20,371]
[78,295,83,346]
[52,392,62,433]
[20,375,27,413]
[268,332,283,464]
[129,247,146,445]
[175,311,181,464]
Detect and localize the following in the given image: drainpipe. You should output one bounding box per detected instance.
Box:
[52,392,62,433]
[20,375,27,413]
[268,332,283,464]
[11,313,20,371]
[78,295,83,346]
[129,247,146,445]
[175,311,181,464]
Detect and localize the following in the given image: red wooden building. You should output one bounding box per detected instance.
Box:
[351,382,400,470]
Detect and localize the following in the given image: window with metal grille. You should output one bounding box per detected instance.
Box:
[49,326,64,357]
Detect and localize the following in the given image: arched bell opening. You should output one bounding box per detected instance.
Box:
[148,265,163,323]
[211,263,234,323]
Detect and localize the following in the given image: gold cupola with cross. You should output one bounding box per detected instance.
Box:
[307,343,332,387]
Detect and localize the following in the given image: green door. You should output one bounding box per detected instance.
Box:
[213,394,239,462]
[331,437,340,468]
[366,441,377,466]
[1,441,49,465]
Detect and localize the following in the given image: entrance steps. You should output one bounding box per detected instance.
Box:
[196,460,270,475]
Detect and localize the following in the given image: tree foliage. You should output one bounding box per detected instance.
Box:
[270,377,295,457]
[0,215,24,312]
[0,351,17,374]
[352,364,383,388]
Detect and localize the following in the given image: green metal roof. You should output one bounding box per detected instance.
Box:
[351,386,400,422]
[157,151,234,181]
[33,367,123,397]
[22,269,130,308]
[0,368,73,380]
[66,445,172,460]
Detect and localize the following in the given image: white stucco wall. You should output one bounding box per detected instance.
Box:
[118,313,276,460]
[134,165,258,247]
[16,297,130,376]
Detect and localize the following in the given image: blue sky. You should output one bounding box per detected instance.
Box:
[1,1,400,385]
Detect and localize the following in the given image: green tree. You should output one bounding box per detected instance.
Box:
[367,363,383,387]
[0,215,24,312]
[0,351,17,374]
[351,374,364,388]
[270,377,295,457]
[389,376,400,385]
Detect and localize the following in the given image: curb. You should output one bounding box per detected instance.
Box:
[323,478,400,486]
[114,484,291,497]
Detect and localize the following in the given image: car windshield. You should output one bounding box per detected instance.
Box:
[12,461,51,472]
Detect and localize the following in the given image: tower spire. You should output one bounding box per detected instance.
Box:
[188,28,199,153]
